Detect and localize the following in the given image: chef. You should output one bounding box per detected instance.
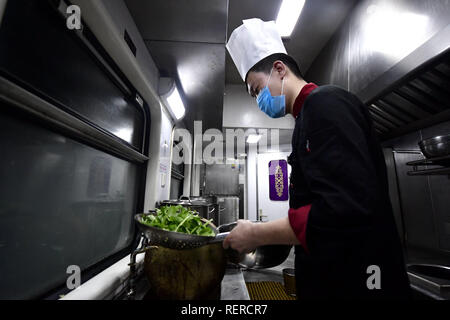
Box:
[223,18,411,299]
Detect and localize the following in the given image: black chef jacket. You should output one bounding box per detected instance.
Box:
[288,85,411,300]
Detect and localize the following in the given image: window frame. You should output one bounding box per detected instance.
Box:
[0,0,151,299]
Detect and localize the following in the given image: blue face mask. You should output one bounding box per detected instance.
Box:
[256,68,286,118]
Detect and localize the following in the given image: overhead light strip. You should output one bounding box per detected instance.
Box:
[166,87,186,120]
[276,0,306,37]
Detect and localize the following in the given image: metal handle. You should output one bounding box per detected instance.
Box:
[218,221,237,230]
[259,209,267,222]
[210,232,230,243]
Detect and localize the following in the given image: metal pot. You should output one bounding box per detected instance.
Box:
[159,196,217,225]
[143,242,226,300]
[218,222,292,269]
[419,134,450,158]
[216,196,239,225]
[283,268,296,296]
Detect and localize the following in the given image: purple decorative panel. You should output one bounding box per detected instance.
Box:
[269,160,288,201]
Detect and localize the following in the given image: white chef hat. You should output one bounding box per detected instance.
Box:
[226,18,287,82]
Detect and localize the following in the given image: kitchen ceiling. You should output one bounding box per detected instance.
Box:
[226,0,359,84]
[125,0,358,134]
[124,0,228,134]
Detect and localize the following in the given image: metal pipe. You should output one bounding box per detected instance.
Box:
[126,237,153,300]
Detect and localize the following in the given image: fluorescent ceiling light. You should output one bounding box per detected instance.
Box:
[247,134,262,144]
[166,87,186,120]
[276,0,306,37]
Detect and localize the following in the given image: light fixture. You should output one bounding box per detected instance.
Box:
[247,134,262,144]
[275,0,306,37]
[166,86,186,120]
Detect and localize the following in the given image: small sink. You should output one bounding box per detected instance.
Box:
[407,264,450,281]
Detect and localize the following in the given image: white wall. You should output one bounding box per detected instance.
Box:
[223,84,295,129]
[246,148,258,221]
[256,152,292,222]
[246,147,292,222]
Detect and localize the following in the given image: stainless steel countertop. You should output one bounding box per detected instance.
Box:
[126,265,250,300]
[221,266,250,300]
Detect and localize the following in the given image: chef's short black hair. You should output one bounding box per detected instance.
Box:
[245,53,304,84]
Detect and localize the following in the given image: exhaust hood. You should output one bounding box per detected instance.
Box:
[369,50,450,140]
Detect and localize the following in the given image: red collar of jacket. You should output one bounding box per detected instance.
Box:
[292,83,318,118]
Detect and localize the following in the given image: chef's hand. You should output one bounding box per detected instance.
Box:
[223,220,260,253]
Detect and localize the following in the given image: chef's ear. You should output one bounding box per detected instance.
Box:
[272,60,287,79]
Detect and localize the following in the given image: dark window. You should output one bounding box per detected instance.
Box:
[0,109,141,299]
[0,0,145,150]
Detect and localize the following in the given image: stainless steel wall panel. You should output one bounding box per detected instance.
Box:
[203,164,240,196]
[428,174,450,252]
[125,0,228,44]
[306,20,351,90]
[420,121,450,251]
[383,148,405,245]
[347,0,450,95]
[383,120,450,263]
[217,196,239,225]
[307,0,450,95]
[306,0,450,140]
[393,152,439,251]
[382,130,422,150]
[170,177,183,200]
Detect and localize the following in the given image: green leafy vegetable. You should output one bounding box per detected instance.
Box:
[141,205,215,237]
